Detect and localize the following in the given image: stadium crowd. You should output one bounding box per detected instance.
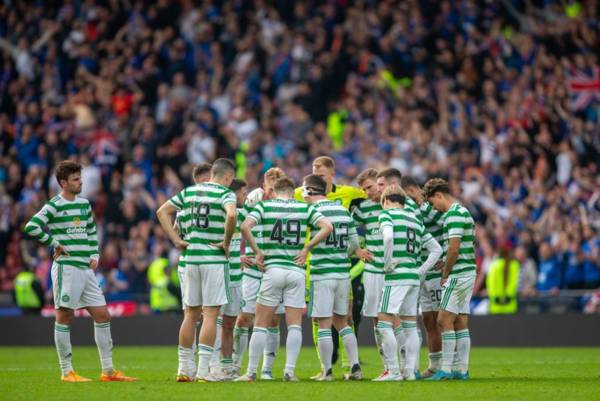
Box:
[0,0,599,310]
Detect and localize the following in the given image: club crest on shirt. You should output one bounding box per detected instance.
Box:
[73,217,81,226]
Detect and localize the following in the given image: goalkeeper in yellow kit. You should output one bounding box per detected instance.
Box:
[294,156,365,378]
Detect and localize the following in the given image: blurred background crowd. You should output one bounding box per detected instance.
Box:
[0,0,599,314]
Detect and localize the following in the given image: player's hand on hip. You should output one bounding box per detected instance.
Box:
[174,238,189,250]
[440,276,448,287]
[255,252,265,271]
[241,255,255,267]
[90,259,98,270]
[294,248,309,267]
[356,248,374,262]
[210,242,230,258]
[53,244,69,260]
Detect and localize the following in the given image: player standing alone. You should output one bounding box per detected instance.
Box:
[423,178,476,381]
[157,158,238,382]
[24,160,136,382]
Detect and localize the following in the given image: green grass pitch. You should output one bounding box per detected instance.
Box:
[1,346,599,401]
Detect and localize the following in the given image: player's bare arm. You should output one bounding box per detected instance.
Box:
[156,202,189,250]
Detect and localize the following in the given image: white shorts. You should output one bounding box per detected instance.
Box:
[52,263,106,309]
[308,279,351,318]
[440,275,475,315]
[257,268,305,309]
[184,265,229,307]
[241,275,284,314]
[178,266,187,310]
[362,272,385,317]
[379,285,419,316]
[420,279,443,313]
[222,285,242,317]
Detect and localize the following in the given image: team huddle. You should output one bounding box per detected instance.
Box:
[25,156,477,383]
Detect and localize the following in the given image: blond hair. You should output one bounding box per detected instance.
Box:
[381,184,406,205]
[357,168,378,185]
[313,156,335,170]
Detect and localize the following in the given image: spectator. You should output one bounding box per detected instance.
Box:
[537,243,562,295]
[515,246,537,297]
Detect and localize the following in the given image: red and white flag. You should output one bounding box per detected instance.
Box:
[567,66,600,111]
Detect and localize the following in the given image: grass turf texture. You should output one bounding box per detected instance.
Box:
[1,347,599,401]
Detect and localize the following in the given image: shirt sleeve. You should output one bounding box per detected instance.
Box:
[378,211,393,229]
[246,202,264,224]
[307,204,325,229]
[221,190,237,207]
[86,204,99,260]
[168,189,186,211]
[23,203,57,247]
[352,204,364,225]
[445,210,465,239]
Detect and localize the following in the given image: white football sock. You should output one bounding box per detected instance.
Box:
[284,325,302,376]
[428,351,442,371]
[93,322,114,373]
[178,345,194,376]
[54,323,73,375]
[247,327,267,375]
[210,317,223,369]
[339,326,359,366]
[394,325,405,371]
[233,326,249,369]
[377,321,399,374]
[374,324,386,370]
[401,321,419,377]
[441,331,456,372]
[456,329,471,373]
[317,329,333,373]
[196,344,214,377]
[263,327,279,372]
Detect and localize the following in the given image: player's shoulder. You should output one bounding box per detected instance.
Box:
[349,197,368,212]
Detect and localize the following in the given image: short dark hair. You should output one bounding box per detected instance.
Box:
[193,163,212,179]
[302,174,327,195]
[422,178,451,199]
[381,185,406,205]
[55,160,82,187]
[377,168,402,183]
[229,178,247,191]
[357,168,378,185]
[211,158,235,177]
[273,177,296,194]
[400,176,420,190]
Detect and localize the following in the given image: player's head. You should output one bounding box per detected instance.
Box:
[422,178,453,212]
[273,177,296,198]
[55,160,83,194]
[357,168,380,202]
[381,184,406,210]
[210,158,236,186]
[229,178,248,208]
[263,167,287,200]
[312,156,335,188]
[192,162,212,184]
[376,168,402,195]
[301,174,327,203]
[400,175,422,204]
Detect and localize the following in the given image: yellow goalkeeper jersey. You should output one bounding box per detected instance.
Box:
[294,184,365,209]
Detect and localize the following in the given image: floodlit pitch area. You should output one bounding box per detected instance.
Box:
[1,347,599,401]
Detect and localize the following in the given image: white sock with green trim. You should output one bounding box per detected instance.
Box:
[247,327,267,375]
[377,321,399,374]
[210,317,222,370]
[455,329,471,373]
[394,325,406,371]
[54,323,73,375]
[340,326,359,366]
[374,324,387,370]
[284,325,302,376]
[401,321,419,377]
[196,344,214,378]
[428,351,442,371]
[94,321,114,373]
[441,331,456,372]
[263,327,279,372]
[233,326,249,369]
[317,329,333,373]
[178,345,195,376]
